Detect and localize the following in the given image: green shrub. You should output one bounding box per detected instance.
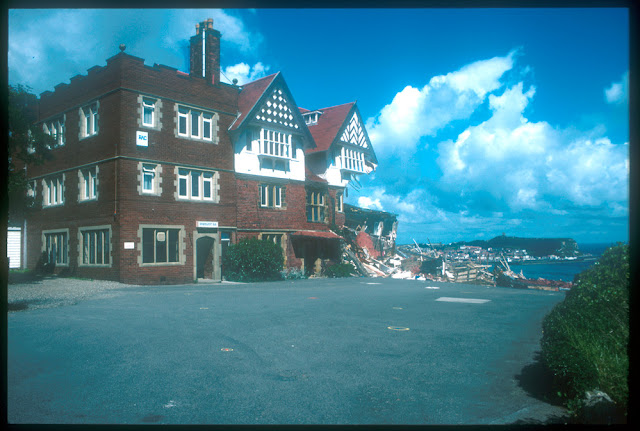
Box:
[541,243,629,414]
[222,238,284,282]
[324,263,356,278]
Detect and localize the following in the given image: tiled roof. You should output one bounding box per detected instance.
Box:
[303,102,355,154]
[229,73,279,131]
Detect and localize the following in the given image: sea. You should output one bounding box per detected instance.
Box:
[506,243,618,282]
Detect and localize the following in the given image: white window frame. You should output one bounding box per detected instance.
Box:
[42,229,69,266]
[176,105,216,142]
[177,168,216,201]
[142,164,157,194]
[142,97,156,127]
[80,103,99,138]
[336,193,344,213]
[260,184,282,208]
[43,117,65,147]
[259,128,291,158]
[341,147,365,173]
[43,175,64,207]
[79,226,111,267]
[79,166,98,201]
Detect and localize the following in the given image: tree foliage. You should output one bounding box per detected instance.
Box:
[7,84,55,224]
[222,238,284,282]
[541,243,629,414]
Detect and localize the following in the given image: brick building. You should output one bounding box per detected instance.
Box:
[21,19,377,284]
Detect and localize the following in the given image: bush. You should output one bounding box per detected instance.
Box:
[540,243,629,415]
[281,267,306,280]
[223,238,284,282]
[324,263,356,278]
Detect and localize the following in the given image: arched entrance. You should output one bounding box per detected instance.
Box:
[195,236,216,280]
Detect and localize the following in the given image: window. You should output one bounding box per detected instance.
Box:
[79,167,97,201]
[304,111,321,125]
[176,105,216,142]
[307,190,325,223]
[260,129,291,158]
[142,164,157,193]
[80,103,98,138]
[80,228,110,266]
[177,168,216,201]
[336,193,343,213]
[260,184,282,208]
[43,176,64,207]
[142,227,181,264]
[142,98,156,127]
[43,118,65,146]
[341,147,365,172]
[262,233,283,247]
[43,231,68,265]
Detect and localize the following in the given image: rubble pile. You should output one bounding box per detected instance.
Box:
[338,205,572,290]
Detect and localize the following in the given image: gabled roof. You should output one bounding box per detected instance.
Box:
[302,102,377,164]
[228,72,315,149]
[229,73,278,132]
[301,102,354,154]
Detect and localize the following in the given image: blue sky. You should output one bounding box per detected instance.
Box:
[8,8,630,245]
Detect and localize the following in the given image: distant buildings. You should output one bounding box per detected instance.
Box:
[15,19,378,284]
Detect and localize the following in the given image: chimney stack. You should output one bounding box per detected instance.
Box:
[189,19,221,85]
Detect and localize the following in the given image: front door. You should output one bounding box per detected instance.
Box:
[196,236,215,279]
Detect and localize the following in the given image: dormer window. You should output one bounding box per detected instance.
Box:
[303,111,322,126]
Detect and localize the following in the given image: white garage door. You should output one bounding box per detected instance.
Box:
[7,228,21,269]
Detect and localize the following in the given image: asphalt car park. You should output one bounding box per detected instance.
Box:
[7,277,568,424]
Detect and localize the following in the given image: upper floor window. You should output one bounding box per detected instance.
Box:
[142,164,157,193]
[177,168,218,202]
[143,98,156,126]
[303,111,321,126]
[79,166,98,201]
[176,105,217,142]
[260,184,282,208]
[307,190,325,223]
[80,103,99,138]
[341,147,365,173]
[43,175,64,207]
[43,117,65,147]
[260,129,291,158]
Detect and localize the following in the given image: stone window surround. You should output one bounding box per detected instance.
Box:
[137,94,163,131]
[41,228,70,267]
[77,165,99,203]
[173,166,220,203]
[78,101,99,140]
[77,225,113,268]
[137,224,186,267]
[42,174,65,208]
[137,162,163,196]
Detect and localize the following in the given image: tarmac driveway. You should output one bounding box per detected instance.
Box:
[7,277,569,424]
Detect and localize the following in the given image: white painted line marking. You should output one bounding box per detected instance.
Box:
[366,282,381,285]
[436,297,490,304]
[424,286,440,289]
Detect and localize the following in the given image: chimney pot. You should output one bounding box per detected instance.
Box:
[195,23,200,34]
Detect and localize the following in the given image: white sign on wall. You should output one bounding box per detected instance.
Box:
[136,131,149,147]
[197,221,218,228]
[124,242,135,249]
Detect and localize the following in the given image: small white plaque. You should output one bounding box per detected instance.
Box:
[124,242,135,249]
[157,232,166,242]
[197,221,218,228]
[136,131,149,147]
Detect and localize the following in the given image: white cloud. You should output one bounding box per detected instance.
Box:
[221,62,271,85]
[365,50,517,155]
[604,71,629,104]
[437,82,629,213]
[358,196,383,211]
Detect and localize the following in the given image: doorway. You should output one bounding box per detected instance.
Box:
[196,236,216,279]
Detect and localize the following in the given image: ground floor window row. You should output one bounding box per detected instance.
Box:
[42,227,112,267]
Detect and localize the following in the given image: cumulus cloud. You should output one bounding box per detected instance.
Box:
[604,71,629,104]
[365,50,517,155]
[437,82,629,213]
[221,62,271,85]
